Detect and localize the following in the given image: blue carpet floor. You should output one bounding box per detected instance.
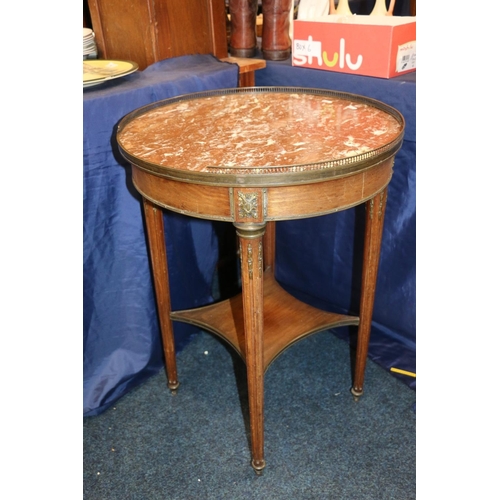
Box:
[83,330,416,499]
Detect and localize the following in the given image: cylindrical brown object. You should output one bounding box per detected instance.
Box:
[229,0,258,57]
[261,0,291,61]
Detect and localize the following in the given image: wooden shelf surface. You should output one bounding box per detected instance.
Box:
[171,269,359,371]
[220,57,266,74]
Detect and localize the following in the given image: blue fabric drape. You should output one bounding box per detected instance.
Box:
[83,55,239,416]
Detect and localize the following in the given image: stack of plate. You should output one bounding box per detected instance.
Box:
[83,28,98,59]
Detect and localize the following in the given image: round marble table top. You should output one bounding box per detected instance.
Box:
[117,87,404,186]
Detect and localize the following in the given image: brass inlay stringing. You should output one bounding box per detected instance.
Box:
[248,243,254,279]
[238,191,259,219]
[369,199,374,220]
[378,190,385,220]
[258,241,263,278]
[205,145,396,175]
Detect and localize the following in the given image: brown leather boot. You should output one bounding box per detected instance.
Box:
[261,0,292,61]
[229,0,258,58]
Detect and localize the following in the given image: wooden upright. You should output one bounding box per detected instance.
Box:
[86,0,229,69]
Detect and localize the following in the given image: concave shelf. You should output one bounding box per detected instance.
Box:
[170,269,359,371]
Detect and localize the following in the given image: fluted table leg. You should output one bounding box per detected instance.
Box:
[143,198,179,393]
[352,189,388,399]
[234,222,267,474]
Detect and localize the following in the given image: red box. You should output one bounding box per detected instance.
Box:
[292,15,416,78]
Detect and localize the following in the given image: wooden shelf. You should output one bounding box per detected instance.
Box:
[220,57,266,74]
[171,269,359,371]
[220,56,266,87]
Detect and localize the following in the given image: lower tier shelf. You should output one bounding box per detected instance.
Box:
[170,269,359,371]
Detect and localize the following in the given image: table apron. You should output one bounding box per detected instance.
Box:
[131,157,394,222]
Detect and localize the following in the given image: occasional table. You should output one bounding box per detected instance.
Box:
[117,87,405,473]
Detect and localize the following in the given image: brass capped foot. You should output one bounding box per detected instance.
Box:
[252,459,266,475]
[168,381,180,395]
[350,387,363,401]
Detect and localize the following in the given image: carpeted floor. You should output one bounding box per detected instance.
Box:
[83,330,416,499]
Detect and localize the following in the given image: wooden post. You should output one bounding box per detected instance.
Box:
[234,222,267,474]
[143,198,179,392]
[351,189,387,398]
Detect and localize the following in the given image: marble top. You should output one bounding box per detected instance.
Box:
[117,89,404,178]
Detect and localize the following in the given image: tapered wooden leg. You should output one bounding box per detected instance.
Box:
[234,222,266,474]
[351,189,387,398]
[143,197,179,393]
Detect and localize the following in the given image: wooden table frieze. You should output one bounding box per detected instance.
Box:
[117,87,405,474]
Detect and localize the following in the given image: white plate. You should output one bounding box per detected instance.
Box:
[83,59,139,87]
[83,45,97,54]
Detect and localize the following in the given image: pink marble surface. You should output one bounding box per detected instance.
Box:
[119,92,402,174]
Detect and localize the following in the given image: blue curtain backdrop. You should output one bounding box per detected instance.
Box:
[83,55,240,416]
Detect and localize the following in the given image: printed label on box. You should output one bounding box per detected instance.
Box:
[293,37,323,63]
[396,41,416,73]
[293,36,363,71]
[292,17,416,78]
